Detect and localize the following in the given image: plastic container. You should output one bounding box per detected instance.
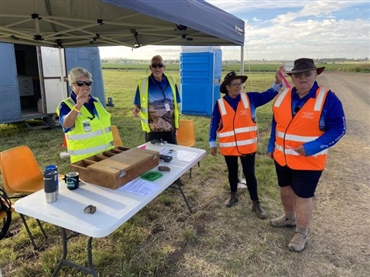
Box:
[140,171,163,181]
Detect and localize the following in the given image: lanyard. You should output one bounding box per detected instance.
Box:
[151,75,169,99]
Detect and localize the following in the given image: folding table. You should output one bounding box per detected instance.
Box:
[15,143,205,276]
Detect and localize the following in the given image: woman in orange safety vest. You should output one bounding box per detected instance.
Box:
[209,68,284,218]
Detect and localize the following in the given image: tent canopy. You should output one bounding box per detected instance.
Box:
[0,0,245,48]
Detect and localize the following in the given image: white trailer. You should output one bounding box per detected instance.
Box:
[0,43,105,128]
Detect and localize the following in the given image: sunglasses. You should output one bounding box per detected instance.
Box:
[292,71,314,78]
[151,63,164,68]
[75,80,93,87]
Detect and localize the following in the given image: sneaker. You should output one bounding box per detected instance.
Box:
[237,183,248,189]
[269,215,296,228]
[225,193,238,207]
[288,232,308,252]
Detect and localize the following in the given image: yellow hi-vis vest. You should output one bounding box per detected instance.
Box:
[273,87,329,170]
[137,76,179,132]
[56,97,114,163]
[217,93,257,156]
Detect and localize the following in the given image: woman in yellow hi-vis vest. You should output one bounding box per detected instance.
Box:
[209,68,284,218]
[56,67,114,163]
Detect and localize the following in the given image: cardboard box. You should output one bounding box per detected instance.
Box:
[70,147,160,189]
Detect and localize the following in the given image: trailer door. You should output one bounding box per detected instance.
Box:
[38,46,67,114]
[0,43,21,123]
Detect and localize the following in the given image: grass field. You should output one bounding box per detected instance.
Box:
[0,65,367,276]
[102,61,370,73]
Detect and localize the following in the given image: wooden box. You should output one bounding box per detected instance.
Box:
[70,147,160,189]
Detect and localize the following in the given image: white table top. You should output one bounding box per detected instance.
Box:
[15,143,206,238]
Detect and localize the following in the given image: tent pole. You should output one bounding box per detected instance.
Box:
[238,44,247,189]
[58,47,66,100]
[240,45,244,74]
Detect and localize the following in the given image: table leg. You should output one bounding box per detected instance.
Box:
[170,182,193,213]
[52,228,97,277]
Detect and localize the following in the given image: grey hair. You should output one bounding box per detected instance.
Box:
[68,67,93,84]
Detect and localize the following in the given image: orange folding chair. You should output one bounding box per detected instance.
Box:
[177,119,199,178]
[111,125,123,147]
[0,145,47,249]
[177,119,195,147]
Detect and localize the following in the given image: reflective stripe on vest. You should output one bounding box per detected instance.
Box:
[67,127,111,140]
[59,97,114,163]
[217,93,257,156]
[219,137,258,148]
[218,126,257,138]
[273,87,329,170]
[138,76,179,132]
[275,144,327,157]
[275,130,319,143]
[69,142,114,156]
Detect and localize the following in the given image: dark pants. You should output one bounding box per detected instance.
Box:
[274,160,322,198]
[224,153,259,201]
[145,131,177,144]
[146,130,181,184]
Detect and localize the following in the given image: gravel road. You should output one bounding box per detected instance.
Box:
[309,72,370,276]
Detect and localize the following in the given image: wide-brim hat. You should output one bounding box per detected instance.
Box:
[286,58,325,76]
[220,71,248,93]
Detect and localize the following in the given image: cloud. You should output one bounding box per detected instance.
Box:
[99,1,370,61]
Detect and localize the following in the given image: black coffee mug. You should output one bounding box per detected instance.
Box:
[64,172,79,190]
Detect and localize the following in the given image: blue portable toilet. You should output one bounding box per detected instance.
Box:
[180,47,222,116]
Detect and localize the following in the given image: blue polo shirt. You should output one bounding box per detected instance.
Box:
[133,73,181,106]
[58,91,98,132]
[267,81,346,156]
[209,82,283,148]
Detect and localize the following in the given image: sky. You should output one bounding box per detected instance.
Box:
[99,0,370,61]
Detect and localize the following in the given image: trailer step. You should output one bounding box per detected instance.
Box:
[25,120,50,130]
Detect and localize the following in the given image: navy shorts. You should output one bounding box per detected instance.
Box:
[274,161,322,198]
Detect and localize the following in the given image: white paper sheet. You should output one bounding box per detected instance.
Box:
[175,150,197,162]
[118,178,160,196]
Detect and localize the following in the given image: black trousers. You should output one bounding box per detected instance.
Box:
[146,130,181,183]
[145,131,177,144]
[224,153,259,201]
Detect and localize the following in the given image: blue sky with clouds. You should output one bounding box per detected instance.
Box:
[99,0,370,61]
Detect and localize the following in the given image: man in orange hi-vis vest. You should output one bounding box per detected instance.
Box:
[267,58,346,252]
[209,67,284,219]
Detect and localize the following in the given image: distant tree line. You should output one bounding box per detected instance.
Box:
[101,60,370,73]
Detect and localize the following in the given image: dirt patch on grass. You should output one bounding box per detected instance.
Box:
[300,72,370,276]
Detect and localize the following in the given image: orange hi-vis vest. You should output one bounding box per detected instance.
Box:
[217,93,257,156]
[273,87,329,170]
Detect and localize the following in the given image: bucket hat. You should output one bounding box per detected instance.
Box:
[220,71,248,93]
[285,58,325,76]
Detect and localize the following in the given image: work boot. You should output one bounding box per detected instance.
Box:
[252,201,267,219]
[224,192,238,207]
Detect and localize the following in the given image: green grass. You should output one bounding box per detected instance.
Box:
[0,66,367,276]
[102,61,370,73]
